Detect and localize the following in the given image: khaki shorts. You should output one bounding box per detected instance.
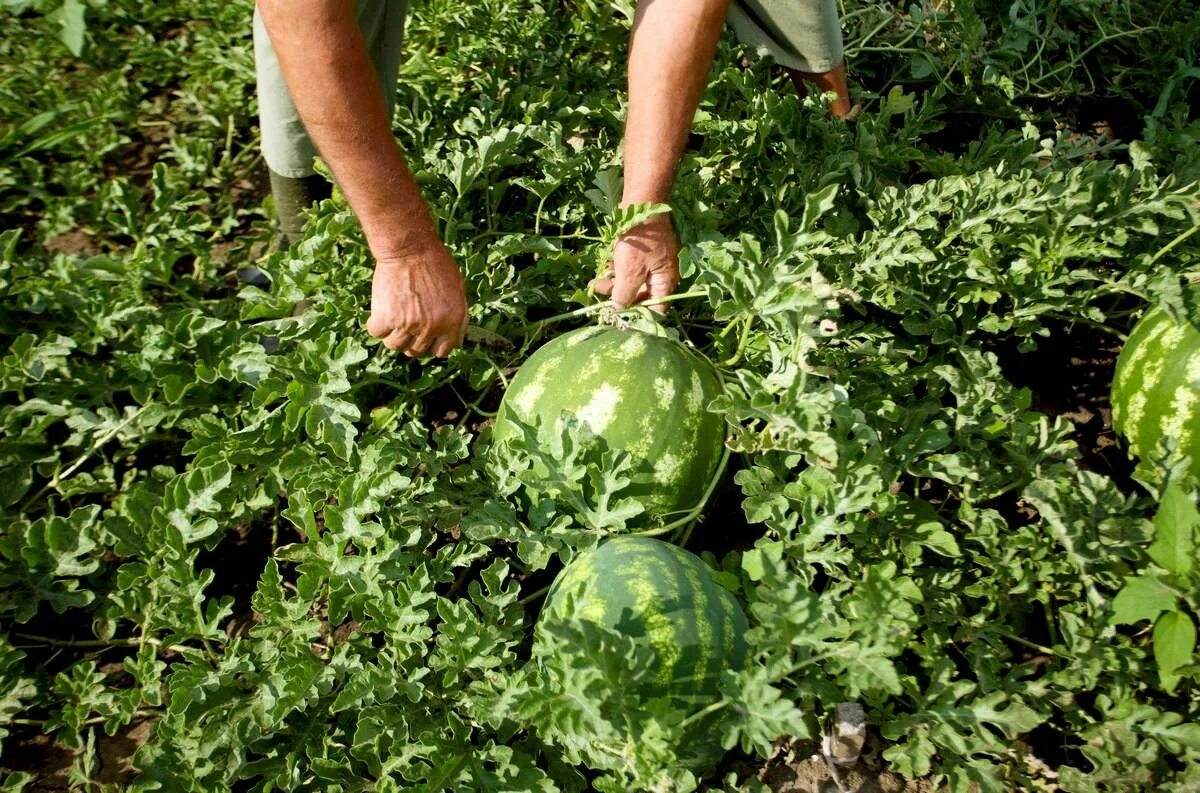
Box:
[255,0,844,177]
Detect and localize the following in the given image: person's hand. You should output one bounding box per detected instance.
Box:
[591,214,679,312]
[366,239,468,358]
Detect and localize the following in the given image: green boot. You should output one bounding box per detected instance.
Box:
[269,168,332,249]
[239,169,333,290]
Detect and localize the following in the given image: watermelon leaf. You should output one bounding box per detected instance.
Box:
[1148,482,1198,576]
[53,0,87,56]
[1153,611,1197,693]
[1110,573,1178,626]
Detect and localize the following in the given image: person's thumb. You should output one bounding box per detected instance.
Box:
[365,311,392,338]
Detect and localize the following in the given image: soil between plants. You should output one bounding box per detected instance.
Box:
[718,737,937,792]
[3,718,152,791]
[4,727,931,792]
[990,319,1134,490]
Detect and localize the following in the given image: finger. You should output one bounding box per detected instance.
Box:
[648,265,680,294]
[383,329,413,351]
[405,327,438,358]
[429,316,469,359]
[431,335,456,358]
[366,311,393,338]
[647,272,679,314]
[636,284,652,302]
[590,277,613,296]
[610,272,642,309]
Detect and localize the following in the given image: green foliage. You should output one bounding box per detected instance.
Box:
[0,0,1198,789]
[1112,481,1200,692]
[492,414,650,536]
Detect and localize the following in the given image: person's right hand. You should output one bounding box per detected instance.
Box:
[366,239,468,359]
[590,213,680,313]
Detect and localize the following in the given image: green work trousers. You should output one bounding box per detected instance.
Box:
[254,0,844,179]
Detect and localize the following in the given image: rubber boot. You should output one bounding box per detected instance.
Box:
[239,169,333,290]
[269,169,332,250]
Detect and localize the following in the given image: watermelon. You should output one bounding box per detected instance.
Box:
[491,325,726,523]
[535,536,750,766]
[1112,298,1200,478]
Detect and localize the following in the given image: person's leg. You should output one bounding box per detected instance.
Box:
[254,6,329,249]
[726,0,850,117]
[788,60,851,118]
[253,0,409,249]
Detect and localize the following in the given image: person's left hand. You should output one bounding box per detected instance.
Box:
[591,214,679,312]
[366,237,468,358]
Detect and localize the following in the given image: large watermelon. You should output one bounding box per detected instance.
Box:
[534,536,750,767]
[491,325,726,523]
[1112,299,1200,478]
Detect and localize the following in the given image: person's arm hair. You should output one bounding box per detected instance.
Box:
[259,0,466,359]
[257,0,438,259]
[621,0,732,208]
[593,0,731,311]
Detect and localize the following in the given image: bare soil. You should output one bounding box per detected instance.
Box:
[42,230,102,258]
[761,758,929,793]
[989,318,1135,490]
[720,738,936,793]
[3,718,151,791]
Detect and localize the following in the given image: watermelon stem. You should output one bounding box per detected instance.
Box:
[1150,222,1199,268]
[1000,631,1070,659]
[451,353,508,423]
[718,316,754,367]
[1043,311,1127,342]
[677,698,729,729]
[518,583,552,607]
[13,631,191,655]
[530,289,709,329]
[19,402,152,512]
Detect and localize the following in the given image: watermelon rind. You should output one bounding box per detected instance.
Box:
[534,536,750,769]
[1112,299,1200,480]
[491,325,727,524]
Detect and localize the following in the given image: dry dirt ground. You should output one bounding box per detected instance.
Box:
[731,737,936,793]
[8,727,934,792]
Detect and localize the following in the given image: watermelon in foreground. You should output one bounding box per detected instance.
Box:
[491,325,726,523]
[1112,297,1200,479]
[534,537,750,770]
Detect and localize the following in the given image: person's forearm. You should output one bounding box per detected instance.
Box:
[622,0,731,207]
[257,0,437,259]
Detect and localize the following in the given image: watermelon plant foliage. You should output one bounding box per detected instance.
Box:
[1111,480,1200,694]
[1,0,1200,790]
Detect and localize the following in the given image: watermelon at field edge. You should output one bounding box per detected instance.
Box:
[491,325,727,523]
[1111,297,1200,479]
[535,536,750,768]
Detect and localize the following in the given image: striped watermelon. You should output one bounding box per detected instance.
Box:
[535,536,750,766]
[1112,300,1200,478]
[491,325,726,524]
